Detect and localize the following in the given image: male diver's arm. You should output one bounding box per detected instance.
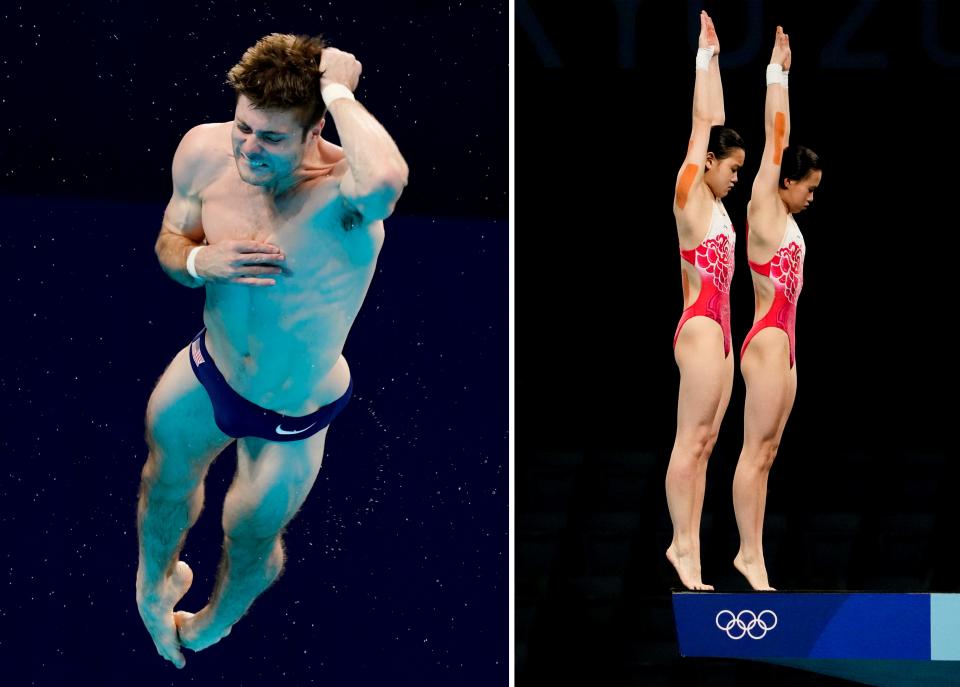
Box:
[156,228,206,288]
[156,225,286,288]
[156,126,212,288]
[320,48,408,222]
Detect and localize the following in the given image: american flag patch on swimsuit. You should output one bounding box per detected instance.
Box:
[191,339,205,366]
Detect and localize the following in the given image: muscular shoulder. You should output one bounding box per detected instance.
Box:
[171,122,233,196]
[317,138,348,178]
[300,139,362,223]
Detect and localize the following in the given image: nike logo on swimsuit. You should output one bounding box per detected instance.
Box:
[275,421,318,435]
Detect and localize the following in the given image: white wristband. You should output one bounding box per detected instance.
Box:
[781,70,789,89]
[695,46,714,71]
[321,83,356,106]
[766,63,784,86]
[186,246,204,282]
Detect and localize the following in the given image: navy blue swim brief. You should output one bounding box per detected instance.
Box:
[189,328,352,442]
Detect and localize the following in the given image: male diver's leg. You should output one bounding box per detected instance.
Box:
[177,427,330,651]
[137,344,233,667]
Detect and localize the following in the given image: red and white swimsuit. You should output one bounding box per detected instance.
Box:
[673,200,736,357]
[740,214,805,368]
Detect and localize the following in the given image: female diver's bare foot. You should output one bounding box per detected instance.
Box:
[174,607,234,652]
[734,551,776,591]
[666,543,714,590]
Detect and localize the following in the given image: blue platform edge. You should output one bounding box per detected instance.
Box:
[931,594,960,660]
[671,592,960,660]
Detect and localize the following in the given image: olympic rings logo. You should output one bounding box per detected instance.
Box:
[715,609,778,640]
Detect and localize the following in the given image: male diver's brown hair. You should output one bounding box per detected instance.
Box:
[227,33,327,140]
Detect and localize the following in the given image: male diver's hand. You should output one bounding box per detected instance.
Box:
[318,47,361,92]
[193,240,288,287]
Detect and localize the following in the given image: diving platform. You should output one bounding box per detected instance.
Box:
[672,591,960,686]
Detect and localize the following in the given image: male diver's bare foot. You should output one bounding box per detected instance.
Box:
[666,543,714,591]
[136,560,195,668]
[175,607,234,652]
[734,551,776,591]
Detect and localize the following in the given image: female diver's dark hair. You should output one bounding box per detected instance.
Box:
[780,145,821,187]
[708,126,745,159]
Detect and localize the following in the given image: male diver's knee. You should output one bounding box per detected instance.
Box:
[224,532,287,575]
[140,448,207,500]
[223,491,295,542]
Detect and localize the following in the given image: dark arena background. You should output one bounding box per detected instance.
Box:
[0,2,507,685]
[518,1,960,686]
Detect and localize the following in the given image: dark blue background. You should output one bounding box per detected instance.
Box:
[0,2,508,685]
